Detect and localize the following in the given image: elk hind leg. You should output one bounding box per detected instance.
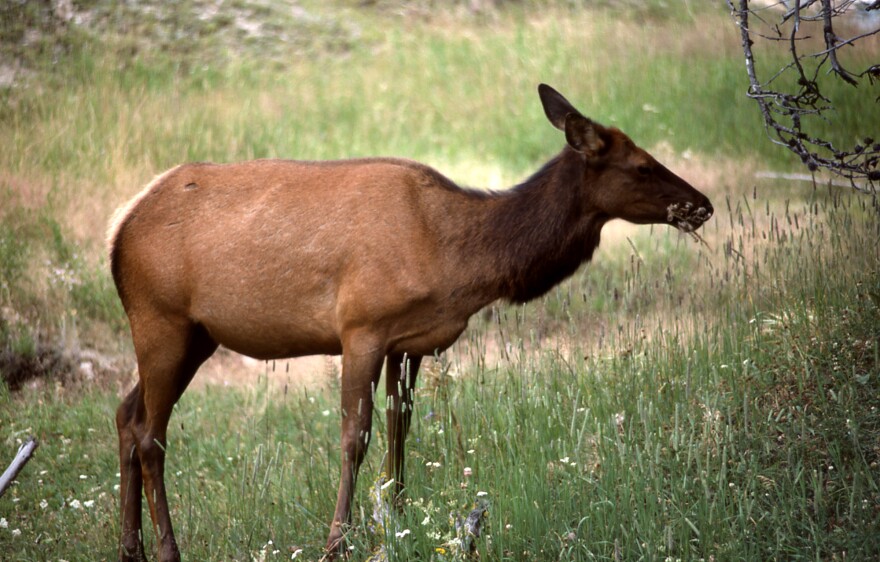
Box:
[117,384,146,561]
[125,320,217,562]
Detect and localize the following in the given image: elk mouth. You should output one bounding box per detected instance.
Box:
[666,202,712,233]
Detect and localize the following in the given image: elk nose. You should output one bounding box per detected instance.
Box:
[700,198,714,220]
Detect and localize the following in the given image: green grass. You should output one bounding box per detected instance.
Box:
[1,1,879,561]
[3,3,875,184]
[2,190,878,561]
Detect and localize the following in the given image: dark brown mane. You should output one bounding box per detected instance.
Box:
[477,149,605,303]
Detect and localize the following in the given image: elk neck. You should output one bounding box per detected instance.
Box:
[451,148,608,305]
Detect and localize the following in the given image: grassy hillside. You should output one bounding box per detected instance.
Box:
[1,1,878,560]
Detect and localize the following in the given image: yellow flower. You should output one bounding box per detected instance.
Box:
[434,547,447,555]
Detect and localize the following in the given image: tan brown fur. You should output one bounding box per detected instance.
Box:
[109,85,712,561]
[107,165,183,256]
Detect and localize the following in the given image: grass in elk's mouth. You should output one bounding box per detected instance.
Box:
[665,202,713,249]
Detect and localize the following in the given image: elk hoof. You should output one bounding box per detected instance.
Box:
[322,533,349,562]
[118,538,146,562]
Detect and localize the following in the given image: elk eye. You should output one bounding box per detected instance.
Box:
[636,165,652,176]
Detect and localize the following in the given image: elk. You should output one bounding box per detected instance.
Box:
[108,84,712,561]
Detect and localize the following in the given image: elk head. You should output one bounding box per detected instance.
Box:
[538,83,713,232]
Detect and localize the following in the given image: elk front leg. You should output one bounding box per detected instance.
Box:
[325,339,385,557]
[385,353,422,504]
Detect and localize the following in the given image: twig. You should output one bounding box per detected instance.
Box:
[821,0,858,85]
[685,229,712,251]
[0,437,39,498]
[755,170,858,188]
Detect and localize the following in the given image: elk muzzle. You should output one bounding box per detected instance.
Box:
[666,200,714,232]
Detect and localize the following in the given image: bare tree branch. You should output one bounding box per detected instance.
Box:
[0,437,39,498]
[821,0,859,84]
[727,0,880,191]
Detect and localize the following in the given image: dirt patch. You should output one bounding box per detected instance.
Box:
[189,346,339,391]
[159,330,541,393]
[0,340,121,392]
[186,343,504,392]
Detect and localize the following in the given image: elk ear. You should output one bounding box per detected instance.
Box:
[538,83,581,131]
[564,113,605,158]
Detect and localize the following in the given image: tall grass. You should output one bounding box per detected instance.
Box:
[1,1,878,561]
[2,186,877,560]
